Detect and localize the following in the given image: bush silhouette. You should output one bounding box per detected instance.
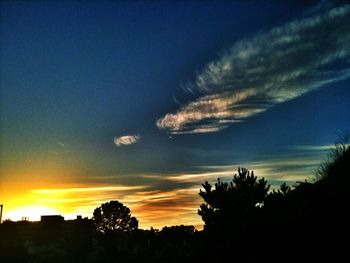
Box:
[315,132,350,185]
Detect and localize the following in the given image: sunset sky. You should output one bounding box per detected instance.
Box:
[1,0,349,229]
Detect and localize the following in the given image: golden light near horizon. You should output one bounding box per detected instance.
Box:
[1,180,204,228]
[0,155,318,228]
[0,166,85,222]
[5,205,60,222]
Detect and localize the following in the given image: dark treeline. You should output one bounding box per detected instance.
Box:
[1,139,349,262]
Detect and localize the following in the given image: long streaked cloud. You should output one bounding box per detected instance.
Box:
[32,185,146,194]
[291,144,334,151]
[114,135,141,146]
[290,143,349,151]
[157,5,350,134]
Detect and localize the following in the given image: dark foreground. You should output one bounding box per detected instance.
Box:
[1,145,349,262]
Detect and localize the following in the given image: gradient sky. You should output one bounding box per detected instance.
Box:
[1,0,349,229]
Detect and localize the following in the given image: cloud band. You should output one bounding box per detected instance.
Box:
[157,5,350,134]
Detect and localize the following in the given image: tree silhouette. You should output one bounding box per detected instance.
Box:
[93,200,138,233]
[198,167,269,232]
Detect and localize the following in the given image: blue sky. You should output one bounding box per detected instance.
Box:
[1,0,349,228]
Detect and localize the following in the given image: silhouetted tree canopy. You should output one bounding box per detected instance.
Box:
[198,167,269,231]
[93,200,138,233]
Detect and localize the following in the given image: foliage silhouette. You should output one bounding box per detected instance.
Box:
[264,182,291,207]
[93,200,138,234]
[198,167,269,232]
[160,225,195,237]
[315,132,350,183]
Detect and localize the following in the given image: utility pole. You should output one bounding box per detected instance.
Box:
[0,204,3,223]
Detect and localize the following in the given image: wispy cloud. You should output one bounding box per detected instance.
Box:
[57,141,65,147]
[291,144,334,151]
[157,5,350,134]
[290,143,350,151]
[32,185,146,194]
[114,135,141,146]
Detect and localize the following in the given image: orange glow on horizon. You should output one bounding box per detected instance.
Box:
[1,157,312,229]
[1,181,204,229]
[1,161,206,228]
[5,205,61,222]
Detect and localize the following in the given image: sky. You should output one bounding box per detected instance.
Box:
[0,0,349,229]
